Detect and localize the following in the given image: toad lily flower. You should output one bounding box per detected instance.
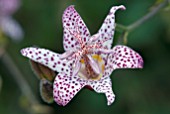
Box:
[21,5,143,106]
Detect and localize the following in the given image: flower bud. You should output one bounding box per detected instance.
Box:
[30,60,56,82]
[40,79,53,104]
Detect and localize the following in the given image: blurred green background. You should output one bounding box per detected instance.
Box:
[1,0,170,114]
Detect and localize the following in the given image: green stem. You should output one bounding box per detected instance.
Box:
[1,53,38,104]
[115,0,169,44]
[127,0,169,31]
[0,75,2,93]
[123,31,129,45]
[116,0,169,32]
[1,53,54,114]
[115,23,128,33]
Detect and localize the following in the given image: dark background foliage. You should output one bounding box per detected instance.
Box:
[0,0,170,114]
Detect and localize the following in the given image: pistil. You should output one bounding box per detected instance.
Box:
[87,55,101,75]
[61,27,109,80]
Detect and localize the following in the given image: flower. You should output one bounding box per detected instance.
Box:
[0,0,24,41]
[21,5,143,106]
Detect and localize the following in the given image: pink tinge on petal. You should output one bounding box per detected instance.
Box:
[20,47,74,76]
[97,5,126,49]
[104,45,143,77]
[62,5,91,51]
[53,72,86,106]
[88,77,115,105]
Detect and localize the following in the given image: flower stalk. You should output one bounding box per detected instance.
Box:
[1,53,53,113]
[115,0,169,44]
[0,75,2,93]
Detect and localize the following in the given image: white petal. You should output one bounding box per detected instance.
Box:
[104,45,143,77]
[21,47,74,76]
[97,5,126,49]
[88,77,115,105]
[53,72,86,106]
[62,5,91,51]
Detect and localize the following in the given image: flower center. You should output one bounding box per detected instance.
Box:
[61,27,113,80]
[78,54,105,80]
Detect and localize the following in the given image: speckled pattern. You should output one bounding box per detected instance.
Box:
[53,72,115,106]
[21,5,143,106]
[104,45,143,77]
[97,5,126,49]
[88,76,115,105]
[63,5,91,51]
[21,47,74,76]
[53,72,86,106]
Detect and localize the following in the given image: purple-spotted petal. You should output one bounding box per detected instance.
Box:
[88,77,115,105]
[20,47,74,76]
[53,72,86,106]
[105,45,143,77]
[97,5,126,49]
[63,5,91,51]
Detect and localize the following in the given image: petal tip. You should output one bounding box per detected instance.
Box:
[138,58,144,69]
[119,5,126,10]
[20,48,27,56]
[107,95,115,106]
[110,5,126,13]
[66,5,75,10]
[53,90,66,106]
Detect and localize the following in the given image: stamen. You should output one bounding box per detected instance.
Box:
[87,55,101,75]
[88,33,100,43]
[73,59,81,76]
[88,37,111,50]
[59,50,74,60]
[97,49,114,54]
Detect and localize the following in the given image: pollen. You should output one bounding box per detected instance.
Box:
[92,54,102,62]
[80,59,85,63]
[102,64,105,72]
